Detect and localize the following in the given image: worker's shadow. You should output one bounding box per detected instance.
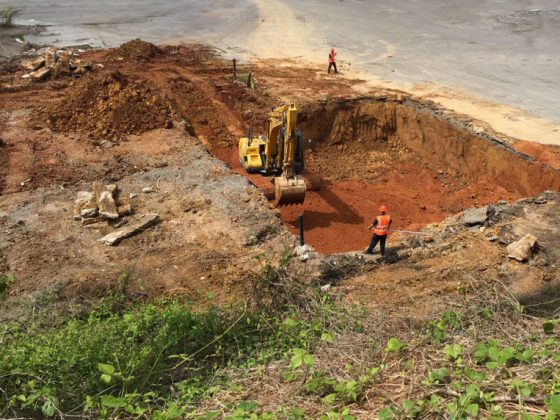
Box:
[290,182,364,231]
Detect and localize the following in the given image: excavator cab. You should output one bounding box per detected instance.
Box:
[239,103,307,205]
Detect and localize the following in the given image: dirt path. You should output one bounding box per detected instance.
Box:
[246,0,328,61]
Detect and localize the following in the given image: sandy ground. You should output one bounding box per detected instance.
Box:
[12,0,560,147]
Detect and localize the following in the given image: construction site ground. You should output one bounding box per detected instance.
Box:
[1,41,560,320]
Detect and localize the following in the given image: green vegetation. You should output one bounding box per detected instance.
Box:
[0,274,15,300]
[0,7,19,27]
[0,259,559,418]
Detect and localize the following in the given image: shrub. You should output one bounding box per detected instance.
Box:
[0,7,19,26]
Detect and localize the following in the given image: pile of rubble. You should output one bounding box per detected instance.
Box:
[21,48,93,81]
[74,182,132,224]
[74,182,159,246]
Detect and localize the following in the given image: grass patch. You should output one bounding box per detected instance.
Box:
[0,259,558,418]
[0,274,15,300]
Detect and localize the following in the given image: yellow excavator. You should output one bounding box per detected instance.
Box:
[238,103,306,205]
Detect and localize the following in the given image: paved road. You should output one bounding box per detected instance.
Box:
[13,0,560,124]
[281,0,560,124]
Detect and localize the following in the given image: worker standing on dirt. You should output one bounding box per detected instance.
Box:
[328,48,338,74]
[365,205,392,256]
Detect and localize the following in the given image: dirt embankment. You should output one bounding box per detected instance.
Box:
[271,98,560,253]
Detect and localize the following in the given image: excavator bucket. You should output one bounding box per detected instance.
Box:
[274,175,306,206]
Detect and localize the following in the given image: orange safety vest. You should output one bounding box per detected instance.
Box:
[374,215,391,236]
[329,51,336,63]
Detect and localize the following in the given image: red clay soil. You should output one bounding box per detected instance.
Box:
[512,140,560,170]
[105,39,164,62]
[210,145,520,254]
[43,70,174,142]
[4,42,559,255]
[279,172,518,255]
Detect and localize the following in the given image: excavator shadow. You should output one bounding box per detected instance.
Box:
[288,182,364,231]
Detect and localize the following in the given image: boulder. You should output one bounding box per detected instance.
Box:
[461,206,488,226]
[506,234,538,262]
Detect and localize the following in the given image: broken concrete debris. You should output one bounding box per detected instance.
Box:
[98,214,159,246]
[507,234,538,262]
[74,182,131,222]
[21,47,93,81]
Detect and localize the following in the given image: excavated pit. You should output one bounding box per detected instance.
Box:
[275,98,560,254]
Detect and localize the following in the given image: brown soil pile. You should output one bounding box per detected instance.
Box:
[106,39,163,62]
[44,71,174,141]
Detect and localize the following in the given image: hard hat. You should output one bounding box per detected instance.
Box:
[379,205,387,212]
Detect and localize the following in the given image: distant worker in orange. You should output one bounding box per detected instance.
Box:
[328,48,338,74]
[365,205,392,256]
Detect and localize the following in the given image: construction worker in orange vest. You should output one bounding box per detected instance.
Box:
[365,205,392,256]
[328,48,338,74]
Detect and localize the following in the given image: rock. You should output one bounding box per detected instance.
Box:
[98,191,119,219]
[498,200,508,205]
[52,54,72,77]
[75,191,94,205]
[506,234,538,262]
[320,284,331,292]
[129,193,138,199]
[92,182,104,203]
[21,57,46,71]
[111,219,127,229]
[534,196,548,205]
[81,217,104,226]
[462,206,488,226]
[142,187,155,193]
[117,203,132,217]
[487,235,498,242]
[28,67,51,82]
[80,207,98,218]
[105,184,118,195]
[98,214,159,246]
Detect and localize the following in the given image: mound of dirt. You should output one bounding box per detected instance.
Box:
[44,71,174,141]
[106,39,163,62]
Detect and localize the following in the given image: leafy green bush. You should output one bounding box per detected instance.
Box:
[0,296,319,417]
